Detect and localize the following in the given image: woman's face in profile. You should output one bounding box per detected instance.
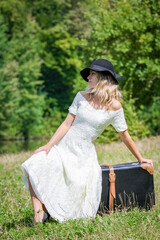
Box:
[87,70,99,88]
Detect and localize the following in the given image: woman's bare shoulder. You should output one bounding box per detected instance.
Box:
[79,90,86,94]
[79,91,88,97]
[111,100,122,111]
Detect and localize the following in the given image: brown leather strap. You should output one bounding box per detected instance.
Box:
[101,164,116,212]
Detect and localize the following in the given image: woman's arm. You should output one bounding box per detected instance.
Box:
[35,113,75,154]
[119,130,153,167]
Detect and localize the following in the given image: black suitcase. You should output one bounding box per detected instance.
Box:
[98,162,155,213]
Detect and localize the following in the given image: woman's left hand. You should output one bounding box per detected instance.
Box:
[139,158,153,168]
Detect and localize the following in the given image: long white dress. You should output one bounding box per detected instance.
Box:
[21,91,127,223]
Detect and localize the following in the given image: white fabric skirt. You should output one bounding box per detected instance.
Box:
[21,132,102,223]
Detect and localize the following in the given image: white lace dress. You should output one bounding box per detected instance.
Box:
[21,91,127,223]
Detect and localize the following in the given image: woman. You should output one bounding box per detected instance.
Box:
[21,59,153,224]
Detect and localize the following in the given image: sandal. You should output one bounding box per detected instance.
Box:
[42,212,50,224]
[27,212,50,226]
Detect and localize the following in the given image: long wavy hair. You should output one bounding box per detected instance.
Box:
[86,71,122,110]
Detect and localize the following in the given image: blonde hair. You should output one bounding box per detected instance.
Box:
[86,72,122,110]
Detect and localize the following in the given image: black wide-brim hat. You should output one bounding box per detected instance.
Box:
[80,59,123,83]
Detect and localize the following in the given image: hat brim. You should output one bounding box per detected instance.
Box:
[80,66,123,83]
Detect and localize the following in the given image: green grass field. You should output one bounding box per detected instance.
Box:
[0,136,160,240]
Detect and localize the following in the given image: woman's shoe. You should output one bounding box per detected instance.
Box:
[27,212,50,226]
[27,222,34,227]
[42,212,50,224]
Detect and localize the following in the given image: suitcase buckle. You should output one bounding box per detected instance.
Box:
[109,173,116,182]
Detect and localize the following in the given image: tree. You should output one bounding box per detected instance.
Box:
[0,12,45,138]
[41,25,82,110]
[11,16,45,139]
[83,0,160,107]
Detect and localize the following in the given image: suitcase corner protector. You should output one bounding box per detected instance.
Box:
[141,163,154,175]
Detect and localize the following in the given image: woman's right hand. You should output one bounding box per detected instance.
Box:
[34,143,52,155]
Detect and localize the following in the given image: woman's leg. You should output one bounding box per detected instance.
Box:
[42,204,48,213]
[28,177,46,223]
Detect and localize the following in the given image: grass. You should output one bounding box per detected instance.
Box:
[0,136,160,240]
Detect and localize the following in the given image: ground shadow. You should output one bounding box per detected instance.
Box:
[2,216,57,230]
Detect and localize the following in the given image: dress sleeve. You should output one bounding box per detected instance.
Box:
[68,92,80,115]
[111,108,128,132]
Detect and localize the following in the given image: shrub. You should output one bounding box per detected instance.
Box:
[138,97,160,136]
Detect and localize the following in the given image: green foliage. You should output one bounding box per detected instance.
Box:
[0,138,48,154]
[41,25,82,111]
[10,16,45,138]
[0,0,159,140]
[27,0,69,28]
[0,61,21,138]
[39,25,83,134]
[0,15,22,137]
[122,98,150,139]
[0,15,8,67]
[0,0,28,33]
[138,97,160,135]
[83,0,160,106]
[0,11,45,139]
